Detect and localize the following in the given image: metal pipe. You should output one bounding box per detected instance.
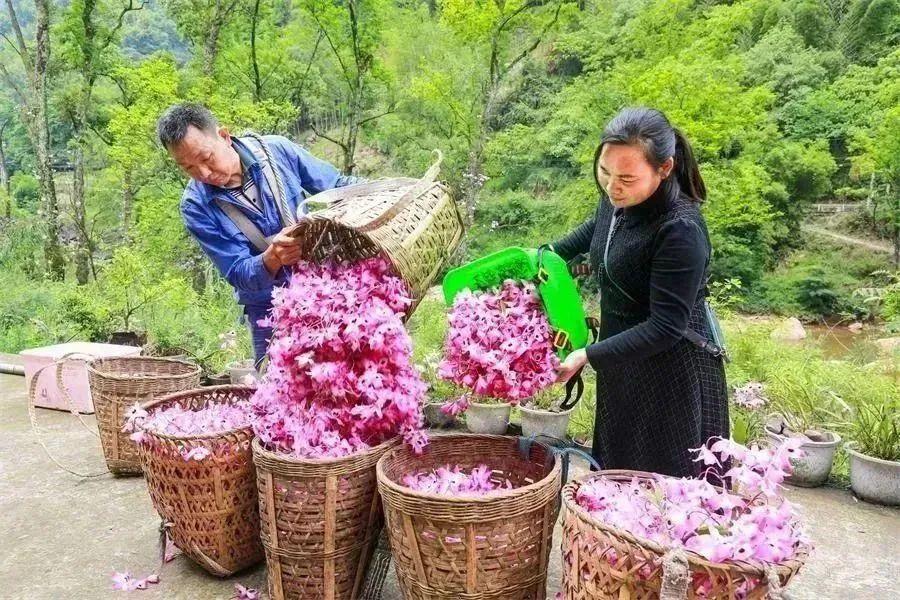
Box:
[0,362,25,376]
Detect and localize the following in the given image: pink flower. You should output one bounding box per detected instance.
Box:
[233,584,260,600]
[402,464,512,496]
[250,257,426,459]
[122,403,148,432]
[574,438,809,577]
[110,571,159,592]
[440,395,470,416]
[438,281,559,404]
[180,446,211,461]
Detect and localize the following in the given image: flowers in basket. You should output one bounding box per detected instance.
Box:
[571,437,809,596]
[402,464,513,496]
[124,400,253,461]
[250,257,427,459]
[438,280,559,414]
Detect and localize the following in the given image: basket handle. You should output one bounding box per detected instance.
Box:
[28,355,109,478]
[356,149,443,233]
[517,435,601,485]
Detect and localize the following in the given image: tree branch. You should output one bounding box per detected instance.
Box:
[357,108,394,127]
[3,0,30,65]
[99,0,148,51]
[309,121,347,151]
[500,0,562,79]
[0,62,26,104]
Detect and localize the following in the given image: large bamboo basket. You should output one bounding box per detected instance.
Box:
[87,357,200,475]
[287,152,464,313]
[377,434,562,599]
[561,470,810,600]
[138,385,263,576]
[252,437,398,600]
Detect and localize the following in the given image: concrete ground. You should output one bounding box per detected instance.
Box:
[1,365,898,599]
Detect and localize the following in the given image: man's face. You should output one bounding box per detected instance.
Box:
[168,125,242,188]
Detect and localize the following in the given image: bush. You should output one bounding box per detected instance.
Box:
[10,173,39,211]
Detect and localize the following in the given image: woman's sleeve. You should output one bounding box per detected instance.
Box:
[584,216,709,369]
[550,205,598,261]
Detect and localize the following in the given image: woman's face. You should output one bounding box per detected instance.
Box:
[596,143,673,209]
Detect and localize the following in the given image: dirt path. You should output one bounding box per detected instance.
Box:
[802,224,893,253]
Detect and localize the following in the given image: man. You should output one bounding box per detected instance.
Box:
[157,102,362,366]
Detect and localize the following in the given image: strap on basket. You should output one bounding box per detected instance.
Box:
[517,435,601,486]
[558,318,599,411]
[28,353,109,478]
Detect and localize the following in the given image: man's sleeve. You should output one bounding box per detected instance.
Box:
[181,197,276,292]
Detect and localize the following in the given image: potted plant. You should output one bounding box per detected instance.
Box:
[762,380,844,487]
[519,384,574,440]
[465,396,511,435]
[845,398,899,506]
[417,352,459,428]
[729,382,767,445]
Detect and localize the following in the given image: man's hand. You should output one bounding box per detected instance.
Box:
[556,348,588,383]
[262,226,302,274]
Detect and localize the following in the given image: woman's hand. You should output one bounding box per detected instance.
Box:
[556,348,587,382]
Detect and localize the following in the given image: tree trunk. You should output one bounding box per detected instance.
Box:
[123,167,134,237]
[0,121,10,218]
[34,0,65,280]
[204,12,223,76]
[73,146,91,284]
[0,121,9,197]
[250,0,262,101]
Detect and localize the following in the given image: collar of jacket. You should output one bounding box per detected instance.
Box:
[623,177,679,226]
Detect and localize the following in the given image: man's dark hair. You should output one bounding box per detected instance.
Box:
[156,102,219,149]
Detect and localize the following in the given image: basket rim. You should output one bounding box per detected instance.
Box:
[251,434,399,466]
[561,469,811,577]
[87,355,201,380]
[376,432,561,505]
[138,384,255,442]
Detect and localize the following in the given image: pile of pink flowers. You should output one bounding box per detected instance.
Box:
[250,257,427,458]
[573,438,809,569]
[401,464,512,496]
[124,401,252,440]
[438,280,559,405]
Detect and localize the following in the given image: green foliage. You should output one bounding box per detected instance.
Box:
[849,397,900,462]
[10,173,40,211]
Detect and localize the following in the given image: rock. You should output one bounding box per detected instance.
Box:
[804,429,829,442]
[874,337,900,354]
[771,317,807,342]
[848,322,863,333]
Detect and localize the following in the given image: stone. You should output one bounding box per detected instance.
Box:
[771,317,807,342]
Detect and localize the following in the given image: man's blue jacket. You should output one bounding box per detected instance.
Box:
[180,135,359,310]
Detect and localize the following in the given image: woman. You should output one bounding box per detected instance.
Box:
[552,107,728,478]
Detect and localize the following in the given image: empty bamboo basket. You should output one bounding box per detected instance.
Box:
[88,356,200,475]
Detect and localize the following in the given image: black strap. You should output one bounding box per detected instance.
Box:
[558,317,600,411]
[517,435,602,490]
[683,327,726,359]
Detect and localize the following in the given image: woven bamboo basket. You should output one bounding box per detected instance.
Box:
[377,434,562,600]
[561,470,810,600]
[252,437,398,600]
[137,385,263,576]
[87,357,200,475]
[287,152,464,313]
